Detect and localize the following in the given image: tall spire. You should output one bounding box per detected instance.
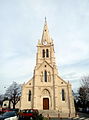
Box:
[41,18,51,44]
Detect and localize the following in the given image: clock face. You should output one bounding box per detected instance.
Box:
[43,41,47,45]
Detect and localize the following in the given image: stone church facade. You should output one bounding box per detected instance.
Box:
[20,19,75,117]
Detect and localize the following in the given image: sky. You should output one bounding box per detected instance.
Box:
[0,0,89,94]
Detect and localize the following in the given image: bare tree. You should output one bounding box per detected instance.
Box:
[5,82,21,109]
[0,94,4,106]
[81,76,89,100]
[78,76,89,110]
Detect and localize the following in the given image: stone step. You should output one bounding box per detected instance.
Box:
[39,110,75,118]
[39,110,62,117]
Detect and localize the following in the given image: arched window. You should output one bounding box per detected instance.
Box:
[28,90,31,101]
[44,70,47,82]
[62,89,65,101]
[42,49,45,58]
[46,49,49,57]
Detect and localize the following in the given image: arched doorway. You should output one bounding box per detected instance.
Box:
[41,89,51,110]
[43,98,49,110]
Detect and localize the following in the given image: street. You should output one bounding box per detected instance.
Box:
[49,112,89,120]
[77,112,89,120]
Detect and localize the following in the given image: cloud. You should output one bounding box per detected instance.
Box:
[58,58,89,91]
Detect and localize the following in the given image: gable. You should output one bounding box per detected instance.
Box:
[55,75,68,86]
[23,77,33,88]
[35,61,54,76]
[55,75,71,86]
[36,61,53,70]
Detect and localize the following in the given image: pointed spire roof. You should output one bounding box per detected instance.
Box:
[41,18,51,44]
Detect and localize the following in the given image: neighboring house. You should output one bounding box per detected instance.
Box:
[2,100,10,108]
[20,19,75,118]
[2,100,20,109]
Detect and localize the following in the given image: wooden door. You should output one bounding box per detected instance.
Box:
[43,98,49,110]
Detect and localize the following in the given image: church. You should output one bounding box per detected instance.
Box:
[20,19,75,118]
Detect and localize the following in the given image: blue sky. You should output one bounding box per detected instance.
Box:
[0,0,89,94]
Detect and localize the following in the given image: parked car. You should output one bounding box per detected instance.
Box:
[18,109,39,120]
[0,109,2,114]
[0,108,19,114]
[0,111,18,120]
[9,109,19,113]
[0,108,12,114]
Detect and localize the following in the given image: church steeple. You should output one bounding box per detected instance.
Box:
[41,18,52,45]
[36,19,56,66]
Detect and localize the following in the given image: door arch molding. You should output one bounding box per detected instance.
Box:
[41,89,52,110]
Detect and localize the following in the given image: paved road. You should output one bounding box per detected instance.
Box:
[77,112,89,120]
[50,112,89,120]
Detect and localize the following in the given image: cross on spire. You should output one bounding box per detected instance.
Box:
[45,17,47,23]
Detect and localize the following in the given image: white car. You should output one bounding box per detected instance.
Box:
[0,111,18,120]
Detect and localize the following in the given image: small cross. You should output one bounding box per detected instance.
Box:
[45,17,47,23]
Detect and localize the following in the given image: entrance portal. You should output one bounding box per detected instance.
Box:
[43,98,49,110]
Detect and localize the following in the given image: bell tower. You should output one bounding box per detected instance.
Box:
[36,18,56,67]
